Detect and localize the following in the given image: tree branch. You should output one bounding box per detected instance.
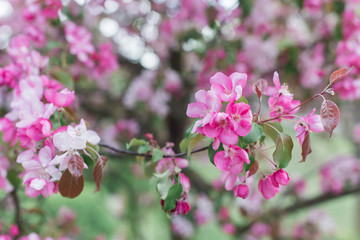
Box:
[99,143,209,158]
[237,185,360,235]
[10,189,22,236]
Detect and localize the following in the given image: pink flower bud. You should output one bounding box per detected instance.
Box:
[272,169,290,187]
[9,225,19,237]
[258,176,280,199]
[233,184,249,199]
[44,88,75,107]
[173,201,191,215]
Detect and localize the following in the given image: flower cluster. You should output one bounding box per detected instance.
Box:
[0,34,101,198]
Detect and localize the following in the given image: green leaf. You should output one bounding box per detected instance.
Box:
[208,143,224,166]
[155,170,172,198]
[137,144,151,154]
[273,134,293,168]
[187,134,205,159]
[164,183,183,211]
[262,122,283,143]
[52,69,74,90]
[235,96,248,104]
[244,154,255,172]
[243,123,263,144]
[152,148,164,162]
[126,138,148,149]
[7,170,21,188]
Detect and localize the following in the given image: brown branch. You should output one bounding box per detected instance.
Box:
[99,143,208,158]
[237,184,360,235]
[10,189,22,236]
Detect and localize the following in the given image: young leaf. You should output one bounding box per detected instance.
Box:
[126,138,148,149]
[329,68,351,85]
[137,144,151,154]
[320,100,340,137]
[59,170,84,199]
[187,134,205,159]
[243,123,263,144]
[152,148,164,162]
[248,160,259,177]
[68,155,85,178]
[235,96,249,104]
[164,183,183,211]
[244,154,255,172]
[253,79,268,99]
[301,132,312,162]
[93,156,108,192]
[208,143,224,166]
[273,134,293,168]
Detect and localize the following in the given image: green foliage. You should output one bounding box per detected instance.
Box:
[164,183,183,211]
[152,148,164,162]
[273,133,294,168]
[208,143,224,166]
[243,123,263,144]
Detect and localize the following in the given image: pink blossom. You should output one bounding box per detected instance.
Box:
[226,101,252,136]
[201,113,238,148]
[22,146,61,183]
[214,145,249,174]
[268,95,300,120]
[24,178,58,198]
[22,118,52,141]
[264,72,293,98]
[65,22,95,66]
[44,88,75,107]
[271,169,290,187]
[258,176,280,199]
[92,43,119,81]
[294,109,324,146]
[221,170,237,191]
[210,72,247,102]
[233,184,250,199]
[186,90,222,134]
[179,173,190,193]
[173,200,191,215]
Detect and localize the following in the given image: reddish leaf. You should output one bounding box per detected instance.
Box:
[329,68,351,84]
[301,131,312,162]
[320,100,340,137]
[93,156,108,192]
[248,160,259,177]
[68,154,84,178]
[59,169,84,198]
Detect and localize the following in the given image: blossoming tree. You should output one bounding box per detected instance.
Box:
[0,0,360,239]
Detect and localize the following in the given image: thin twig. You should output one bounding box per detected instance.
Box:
[99,143,209,158]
